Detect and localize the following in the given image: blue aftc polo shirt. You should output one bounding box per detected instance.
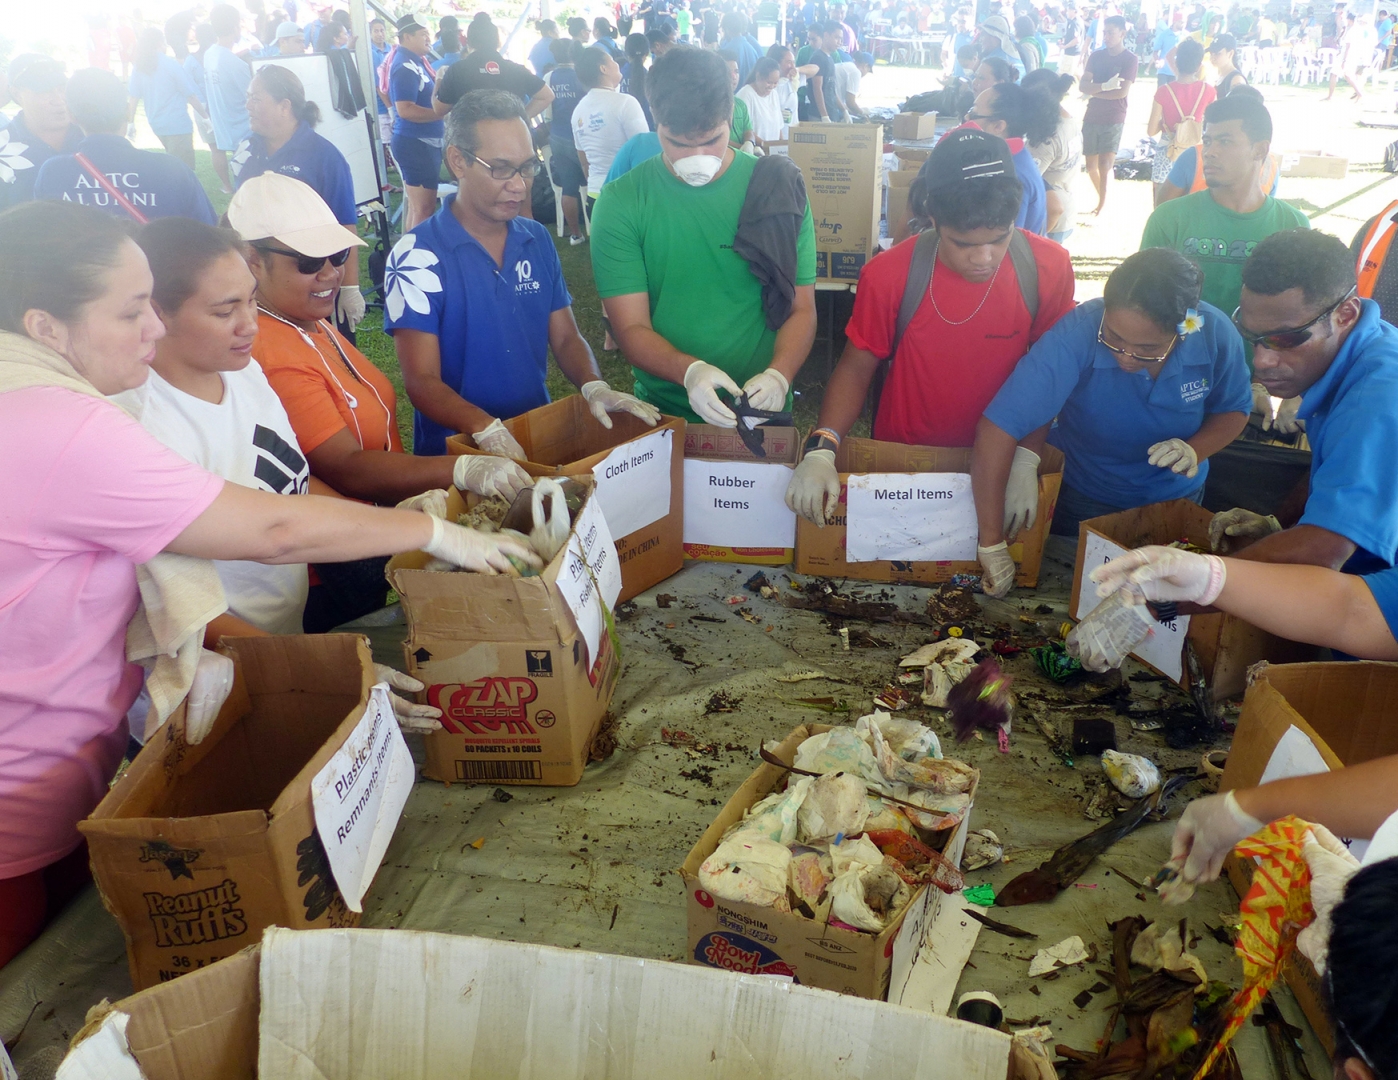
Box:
[383,196,572,456]
[233,121,356,225]
[32,134,216,224]
[984,298,1252,508]
[1296,299,1398,574]
[0,113,83,212]
[389,49,444,140]
[128,55,197,137]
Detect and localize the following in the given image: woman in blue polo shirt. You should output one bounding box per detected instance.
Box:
[128,27,206,170]
[971,247,1252,595]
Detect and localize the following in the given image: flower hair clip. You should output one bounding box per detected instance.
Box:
[1178,308,1204,336]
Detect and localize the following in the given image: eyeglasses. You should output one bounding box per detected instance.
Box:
[472,154,545,181]
[1231,289,1355,351]
[1097,317,1178,364]
[255,245,352,276]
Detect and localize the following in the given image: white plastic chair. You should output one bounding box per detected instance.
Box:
[542,143,566,239]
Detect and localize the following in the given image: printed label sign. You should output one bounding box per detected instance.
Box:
[592,428,672,539]
[556,496,622,667]
[682,459,796,549]
[845,472,978,563]
[311,685,415,913]
[1076,531,1189,682]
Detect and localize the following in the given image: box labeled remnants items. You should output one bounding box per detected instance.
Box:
[788,122,883,281]
[80,635,396,990]
[1069,500,1317,699]
[793,437,1063,587]
[58,926,1013,1080]
[444,395,684,602]
[681,724,977,1001]
[387,485,622,788]
[891,112,937,140]
[1220,662,1398,1051]
[682,423,799,565]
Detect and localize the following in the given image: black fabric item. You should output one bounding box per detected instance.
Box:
[303,556,391,633]
[327,49,367,118]
[732,154,808,331]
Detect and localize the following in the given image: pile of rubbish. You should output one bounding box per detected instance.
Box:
[698,713,977,933]
[426,478,587,575]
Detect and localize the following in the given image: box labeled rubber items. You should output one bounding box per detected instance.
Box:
[788,122,883,281]
[1069,500,1318,699]
[793,437,1062,587]
[445,395,684,602]
[682,423,799,565]
[387,485,622,787]
[80,635,383,990]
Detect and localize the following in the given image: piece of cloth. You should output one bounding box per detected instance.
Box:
[1140,191,1310,322]
[323,48,366,119]
[436,49,547,108]
[545,65,583,143]
[0,842,92,970]
[591,151,817,422]
[0,113,84,213]
[32,133,216,224]
[848,230,1075,448]
[128,54,197,136]
[572,86,650,196]
[733,153,808,331]
[605,130,662,182]
[1084,46,1138,124]
[984,297,1252,508]
[1295,299,1398,573]
[233,121,356,225]
[382,199,570,455]
[389,48,443,141]
[1080,120,1125,155]
[736,84,785,142]
[253,311,403,456]
[118,366,311,635]
[1011,143,1047,235]
[1166,145,1281,195]
[203,43,253,151]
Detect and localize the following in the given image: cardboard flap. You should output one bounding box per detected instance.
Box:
[833,438,1065,478]
[684,424,799,464]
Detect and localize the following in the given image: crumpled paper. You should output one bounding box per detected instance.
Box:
[1131,922,1207,989]
[1028,935,1089,977]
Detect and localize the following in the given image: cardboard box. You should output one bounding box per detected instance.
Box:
[892,112,938,140]
[444,395,685,602]
[788,122,884,281]
[79,635,375,990]
[387,486,621,787]
[793,437,1063,587]
[1280,151,1348,179]
[682,423,799,565]
[1069,500,1318,699]
[1219,662,1398,1051]
[59,926,1013,1080]
[681,724,977,1000]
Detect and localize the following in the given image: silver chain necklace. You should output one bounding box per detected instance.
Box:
[928,258,1003,326]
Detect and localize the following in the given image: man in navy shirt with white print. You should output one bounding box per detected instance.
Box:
[385,89,659,459]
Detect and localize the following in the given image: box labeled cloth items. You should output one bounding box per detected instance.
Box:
[682,423,799,565]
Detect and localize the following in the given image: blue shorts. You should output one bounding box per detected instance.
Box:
[391,134,442,189]
[549,139,584,199]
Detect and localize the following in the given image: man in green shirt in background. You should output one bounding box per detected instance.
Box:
[591,45,817,427]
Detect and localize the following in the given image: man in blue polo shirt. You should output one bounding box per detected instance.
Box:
[389,13,444,231]
[1213,228,1398,575]
[384,90,659,458]
[33,68,215,224]
[0,54,83,213]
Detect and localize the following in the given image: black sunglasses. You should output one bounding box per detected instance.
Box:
[1231,289,1355,351]
[255,244,352,276]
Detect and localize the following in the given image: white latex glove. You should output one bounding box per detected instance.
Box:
[373,663,443,734]
[1295,824,1361,977]
[472,418,528,461]
[1101,74,1123,90]
[185,648,235,745]
[423,515,542,574]
[1267,395,1304,435]
[1090,544,1227,606]
[785,448,840,526]
[579,379,662,429]
[1208,507,1282,552]
[1065,591,1155,672]
[742,368,790,412]
[1170,790,1264,884]
[1250,381,1273,421]
[1004,446,1040,540]
[396,488,450,518]
[452,454,533,501]
[683,360,743,427]
[336,286,366,332]
[1147,437,1199,477]
[977,541,1017,598]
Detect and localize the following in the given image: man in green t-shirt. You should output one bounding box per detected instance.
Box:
[591,45,817,426]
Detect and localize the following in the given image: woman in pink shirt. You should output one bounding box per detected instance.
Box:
[0,201,538,968]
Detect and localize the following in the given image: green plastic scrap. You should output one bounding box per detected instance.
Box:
[962,883,996,907]
[1031,640,1083,684]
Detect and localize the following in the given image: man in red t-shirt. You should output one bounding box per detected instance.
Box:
[786,128,1074,528]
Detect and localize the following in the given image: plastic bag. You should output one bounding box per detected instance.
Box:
[868,723,975,794]
[1066,592,1156,672]
[698,834,793,908]
[1102,750,1161,799]
[794,726,880,783]
[855,710,943,761]
[829,863,911,932]
[797,771,870,844]
[725,775,812,845]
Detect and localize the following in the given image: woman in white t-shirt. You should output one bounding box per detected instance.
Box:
[571,43,650,201]
[737,57,786,148]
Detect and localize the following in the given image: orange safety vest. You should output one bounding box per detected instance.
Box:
[1357,200,1398,299]
[1190,151,1282,197]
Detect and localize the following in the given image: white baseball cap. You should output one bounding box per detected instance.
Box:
[227,173,367,257]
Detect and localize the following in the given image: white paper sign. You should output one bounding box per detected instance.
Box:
[592,428,672,539]
[2,1042,20,1080]
[310,685,415,913]
[682,459,797,548]
[556,495,622,667]
[845,472,978,563]
[1076,531,1189,683]
[1254,726,1372,860]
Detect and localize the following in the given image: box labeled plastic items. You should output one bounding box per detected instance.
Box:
[682,423,799,565]
[788,122,883,281]
[794,437,1063,587]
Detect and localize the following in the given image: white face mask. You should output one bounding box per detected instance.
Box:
[667,151,725,186]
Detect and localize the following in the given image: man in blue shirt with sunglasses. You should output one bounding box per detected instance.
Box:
[1211,228,1398,578]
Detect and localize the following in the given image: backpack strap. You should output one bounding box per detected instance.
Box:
[1006,229,1039,324]
[1163,81,1183,115]
[890,228,939,359]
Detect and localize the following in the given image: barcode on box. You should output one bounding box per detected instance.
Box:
[455,759,543,782]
